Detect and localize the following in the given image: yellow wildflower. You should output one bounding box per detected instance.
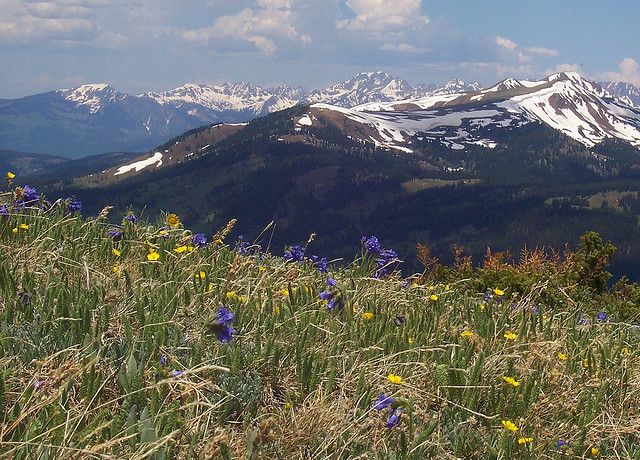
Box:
[239,295,248,303]
[362,311,374,320]
[6,171,16,179]
[502,376,520,387]
[147,250,160,261]
[590,447,599,456]
[112,265,120,274]
[226,291,237,299]
[387,374,403,385]
[557,352,568,361]
[283,402,292,410]
[158,229,169,238]
[208,283,214,292]
[187,245,195,252]
[410,282,419,288]
[19,223,28,230]
[11,227,17,235]
[501,420,519,432]
[112,248,121,257]
[407,336,414,345]
[621,347,630,355]
[174,245,187,254]
[214,238,224,245]
[504,331,517,340]
[445,284,450,290]
[493,288,505,296]
[196,271,206,279]
[166,213,181,227]
[428,285,435,291]
[429,294,439,301]
[280,289,290,297]
[479,302,486,311]
[460,330,474,338]
[518,437,533,445]
[274,305,281,315]
[583,358,590,368]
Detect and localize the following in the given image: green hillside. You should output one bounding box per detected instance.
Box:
[1,183,640,458]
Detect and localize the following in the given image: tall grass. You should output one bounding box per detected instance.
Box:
[0,189,639,459]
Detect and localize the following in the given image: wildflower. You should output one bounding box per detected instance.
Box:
[326,277,336,287]
[504,331,518,340]
[327,297,344,311]
[556,440,569,451]
[407,336,414,344]
[280,289,290,297]
[590,447,600,456]
[236,235,249,254]
[19,223,28,230]
[461,330,474,338]
[621,347,630,355]
[362,312,374,320]
[175,245,187,254]
[147,249,160,261]
[410,281,419,288]
[107,228,123,242]
[158,228,169,239]
[209,306,236,343]
[387,374,403,385]
[166,213,181,227]
[66,195,82,212]
[196,271,206,279]
[502,376,520,387]
[170,370,184,377]
[596,312,608,322]
[12,227,17,235]
[493,288,505,296]
[501,420,519,432]
[15,185,39,206]
[373,393,395,411]
[6,171,15,180]
[283,402,292,410]
[283,244,305,262]
[226,291,236,299]
[385,408,402,429]
[518,437,533,445]
[112,248,121,257]
[112,265,120,274]
[429,294,439,301]
[192,233,207,247]
[558,352,568,361]
[577,314,588,325]
[159,355,167,366]
[123,212,137,224]
[479,302,486,311]
[33,380,44,390]
[0,204,8,216]
[362,236,382,254]
[259,266,266,272]
[311,255,328,273]
[319,290,332,301]
[375,248,399,278]
[274,305,281,315]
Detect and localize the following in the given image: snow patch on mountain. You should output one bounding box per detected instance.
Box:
[114,151,163,175]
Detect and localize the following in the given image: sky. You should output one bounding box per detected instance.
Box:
[1,0,640,98]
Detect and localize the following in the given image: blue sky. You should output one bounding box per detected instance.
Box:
[1,0,639,97]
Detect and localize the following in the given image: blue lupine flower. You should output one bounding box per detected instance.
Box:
[236,235,250,255]
[0,204,8,216]
[216,306,236,324]
[210,306,236,343]
[66,196,82,212]
[107,228,123,242]
[216,324,235,343]
[15,185,39,207]
[326,277,337,287]
[312,255,328,273]
[124,212,138,223]
[283,244,305,262]
[386,408,402,429]
[319,290,333,301]
[192,233,207,247]
[159,355,167,367]
[327,297,344,312]
[596,312,608,322]
[362,236,382,254]
[373,393,395,411]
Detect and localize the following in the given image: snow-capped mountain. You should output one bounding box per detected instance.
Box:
[296,72,640,152]
[600,81,640,107]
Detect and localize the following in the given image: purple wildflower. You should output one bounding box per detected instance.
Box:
[311,255,328,273]
[159,355,167,367]
[0,204,8,216]
[385,408,403,429]
[327,297,344,312]
[107,228,123,242]
[192,233,207,247]
[170,370,184,377]
[556,439,569,451]
[33,380,45,390]
[216,324,235,343]
[216,306,236,324]
[123,212,137,224]
[283,244,305,262]
[15,185,39,207]
[577,314,588,325]
[596,312,608,322]
[362,236,382,254]
[66,196,82,212]
[373,393,395,411]
[236,235,250,255]
[319,290,333,301]
[326,277,337,287]
[209,306,236,343]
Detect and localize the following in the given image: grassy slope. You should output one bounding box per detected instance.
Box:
[0,197,639,458]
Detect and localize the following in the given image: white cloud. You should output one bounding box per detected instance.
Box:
[601,58,640,85]
[338,0,429,32]
[495,36,517,52]
[494,35,559,64]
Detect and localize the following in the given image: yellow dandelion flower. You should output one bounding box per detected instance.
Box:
[445,284,450,290]
[493,288,505,296]
[502,376,520,387]
[461,330,474,338]
[557,352,568,361]
[19,223,28,230]
[214,238,224,245]
[11,227,17,235]
[362,311,374,320]
[428,285,435,291]
[239,295,248,303]
[112,248,121,257]
[196,271,206,279]
[166,213,181,227]
[429,294,439,301]
[226,291,236,299]
[280,289,290,297]
[407,336,414,344]
[501,420,519,432]
[147,250,160,261]
[387,373,403,385]
[518,437,533,445]
[259,266,267,272]
[590,447,599,456]
[504,331,517,340]
[6,171,16,179]
[174,245,187,254]
[112,265,120,274]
